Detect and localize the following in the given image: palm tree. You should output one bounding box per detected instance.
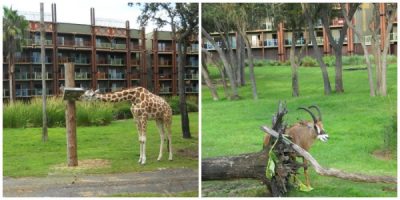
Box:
[3,6,28,103]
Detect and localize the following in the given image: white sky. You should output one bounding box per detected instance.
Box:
[2,0,171,33]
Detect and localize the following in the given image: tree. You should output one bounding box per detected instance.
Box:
[226,3,265,100]
[202,4,240,100]
[201,49,219,100]
[341,4,375,96]
[136,3,198,138]
[302,4,332,95]
[369,3,396,96]
[3,6,28,103]
[270,3,307,97]
[319,3,359,93]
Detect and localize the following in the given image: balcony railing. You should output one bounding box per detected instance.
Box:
[96,42,112,48]
[159,87,172,93]
[264,39,278,47]
[390,32,397,42]
[97,72,107,79]
[251,40,263,47]
[32,88,51,96]
[16,89,30,97]
[111,87,124,92]
[33,72,52,80]
[159,60,173,66]
[159,74,172,79]
[184,73,199,80]
[184,86,198,93]
[108,72,125,79]
[25,39,53,46]
[32,56,51,64]
[15,56,31,63]
[15,72,30,80]
[75,72,90,80]
[3,89,10,97]
[131,59,140,66]
[130,43,141,50]
[110,58,124,65]
[113,43,127,49]
[158,45,173,52]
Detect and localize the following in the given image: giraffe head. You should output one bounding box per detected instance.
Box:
[80,89,100,101]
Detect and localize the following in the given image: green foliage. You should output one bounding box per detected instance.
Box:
[383,112,397,153]
[323,55,336,67]
[202,64,397,197]
[163,96,199,115]
[300,56,318,67]
[342,55,365,66]
[3,113,198,177]
[4,95,199,128]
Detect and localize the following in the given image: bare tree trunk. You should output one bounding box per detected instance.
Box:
[239,30,258,100]
[302,4,332,95]
[334,51,344,93]
[8,52,15,104]
[202,27,239,99]
[342,7,375,96]
[177,39,191,138]
[236,34,245,86]
[201,53,219,101]
[290,31,299,97]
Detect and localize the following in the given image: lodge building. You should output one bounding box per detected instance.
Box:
[3,4,199,99]
[204,3,397,61]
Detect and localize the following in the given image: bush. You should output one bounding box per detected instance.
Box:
[301,56,318,67]
[342,55,365,66]
[3,97,114,128]
[323,55,336,67]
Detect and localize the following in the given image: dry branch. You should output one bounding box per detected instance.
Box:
[261,126,397,184]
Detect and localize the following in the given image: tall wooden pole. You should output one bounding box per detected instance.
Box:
[65,63,78,166]
[40,3,48,142]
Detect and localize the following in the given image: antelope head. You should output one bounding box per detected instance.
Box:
[298,105,329,142]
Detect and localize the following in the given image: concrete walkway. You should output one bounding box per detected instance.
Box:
[3,168,198,197]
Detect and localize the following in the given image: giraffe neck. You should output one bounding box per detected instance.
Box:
[95,87,147,103]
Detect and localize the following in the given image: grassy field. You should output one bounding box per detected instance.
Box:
[202,64,397,197]
[4,113,198,177]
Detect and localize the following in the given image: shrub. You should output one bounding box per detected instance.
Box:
[323,55,336,67]
[342,55,365,66]
[301,56,318,67]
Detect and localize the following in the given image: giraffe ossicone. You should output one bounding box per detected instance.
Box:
[80,87,173,165]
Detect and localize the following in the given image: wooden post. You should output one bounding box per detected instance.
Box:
[64,63,78,166]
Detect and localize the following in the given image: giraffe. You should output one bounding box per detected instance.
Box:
[80,87,173,165]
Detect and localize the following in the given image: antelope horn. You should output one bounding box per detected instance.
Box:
[308,105,322,121]
[298,107,317,124]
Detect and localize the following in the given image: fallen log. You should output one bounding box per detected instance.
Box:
[202,102,396,197]
[261,126,397,184]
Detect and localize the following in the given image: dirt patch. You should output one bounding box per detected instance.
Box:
[176,148,198,159]
[49,159,111,175]
[372,149,393,160]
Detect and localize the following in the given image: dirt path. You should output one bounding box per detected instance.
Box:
[3,168,198,197]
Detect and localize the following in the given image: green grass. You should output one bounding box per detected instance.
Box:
[202,63,397,197]
[3,113,198,177]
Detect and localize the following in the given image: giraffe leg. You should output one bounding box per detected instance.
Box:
[165,120,173,161]
[135,118,143,164]
[156,120,165,161]
[140,117,148,165]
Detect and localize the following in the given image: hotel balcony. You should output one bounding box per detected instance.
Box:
[25,39,53,46]
[264,39,278,47]
[159,86,172,94]
[159,73,173,80]
[184,73,199,80]
[16,89,30,97]
[159,59,173,66]
[130,43,141,51]
[15,72,30,80]
[32,88,52,96]
[75,72,91,80]
[108,72,125,80]
[32,72,52,80]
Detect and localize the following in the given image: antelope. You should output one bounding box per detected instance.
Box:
[264,105,328,188]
